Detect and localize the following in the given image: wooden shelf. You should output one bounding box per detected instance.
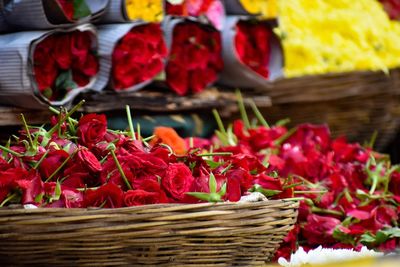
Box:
[0,88,271,126]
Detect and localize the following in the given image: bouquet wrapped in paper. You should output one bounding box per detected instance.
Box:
[163,17,223,95]
[165,0,225,30]
[3,0,108,30]
[92,22,168,92]
[0,24,99,109]
[219,16,283,88]
[102,0,163,23]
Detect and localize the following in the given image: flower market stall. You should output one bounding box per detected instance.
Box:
[0,0,400,266]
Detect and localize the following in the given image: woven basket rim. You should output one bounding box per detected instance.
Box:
[0,199,299,214]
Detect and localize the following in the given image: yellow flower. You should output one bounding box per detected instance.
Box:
[278,0,400,77]
[125,0,163,22]
[239,0,278,18]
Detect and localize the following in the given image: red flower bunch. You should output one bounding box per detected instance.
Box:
[165,0,225,29]
[33,30,99,101]
[216,94,400,258]
[379,0,400,20]
[166,21,223,95]
[235,20,272,78]
[0,102,288,210]
[56,0,91,21]
[112,23,168,90]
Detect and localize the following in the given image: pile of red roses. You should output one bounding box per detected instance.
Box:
[33,30,99,101]
[56,0,91,21]
[165,0,225,30]
[235,20,272,78]
[0,102,290,209]
[1,97,399,257]
[166,21,223,95]
[112,23,168,91]
[212,95,400,258]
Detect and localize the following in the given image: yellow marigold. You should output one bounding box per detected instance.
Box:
[278,0,400,77]
[125,0,163,22]
[239,0,278,18]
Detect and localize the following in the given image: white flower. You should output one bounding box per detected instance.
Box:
[23,204,38,209]
[239,192,268,203]
[278,246,384,267]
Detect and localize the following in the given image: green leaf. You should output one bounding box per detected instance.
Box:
[186,192,211,202]
[250,184,281,197]
[380,227,400,238]
[42,88,53,100]
[218,182,227,197]
[55,70,78,92]
[73,0,91,19]
[205,160,224,169]
[375,231,389,244]
[34,193,44,203]
[360,232,376,246]
[332,227,354,245]
[209,173,217,194]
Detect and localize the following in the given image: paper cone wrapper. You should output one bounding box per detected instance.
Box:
[100,0,128,23]
[218,16,283,88]
[4,0,107,30]
[0,24,98,110]
[92,21,158,93]
[223,0,255,16]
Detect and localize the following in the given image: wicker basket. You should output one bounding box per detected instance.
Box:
[252,68,400,150]
[0,200,298,267]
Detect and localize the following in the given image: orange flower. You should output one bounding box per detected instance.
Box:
[151,127,187,155]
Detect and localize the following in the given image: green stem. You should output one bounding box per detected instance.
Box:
[110,150,132,190]
[283,197,305,201]
[143,135,156,142]
[0,192,18,207]
[0,145,23,157]
[125,105,136,141]
[312,206,343,216]
[236,90,251,129]
[33,150,50,170]
[212,109,227,136]
[137,123,141,141]
[249,100,269,128]
[294,190,327,194]
[49,106,79,124]
[274,127,297,146]
[45,151,76,182]
[197,152,233,157]
[48,100,85,136]
[20,114,34,148]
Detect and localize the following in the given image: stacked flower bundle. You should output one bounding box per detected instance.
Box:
[166,20,223,95]
[111,23,168,91]
[34,30,99,101]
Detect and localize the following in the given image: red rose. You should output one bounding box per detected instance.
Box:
[77,148,102,173]
[166,22,222,95]
[77,114,107,147]
[34,35,58,91]
[39,149,70,179]
[124,180,168,206]
[84,183,124,208]
[71,31,92,65]
[162,163,194,201]
[124,190,160,206]
[53,34,72,70]
[302,214,341,245]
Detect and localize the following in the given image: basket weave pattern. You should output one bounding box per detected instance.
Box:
[0,200,298,267]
